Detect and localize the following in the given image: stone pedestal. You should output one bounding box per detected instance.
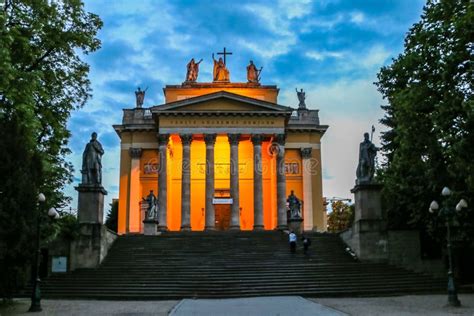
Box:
[75,184,108,224]
[349,182,388,262]
[288,217,304,234]
[143,219,159,236]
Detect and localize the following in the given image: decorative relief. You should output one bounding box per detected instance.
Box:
[285,162,300,175]
[143,158,159,175]
[197,163,246,175]
[163,119,277,127]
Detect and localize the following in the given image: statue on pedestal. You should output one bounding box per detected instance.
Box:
[185,58,202,82]
[247,60,262,83]
[287,190,302,219]
[143,190,157,221]
[212,53,230,82]
[356,131,379,184]
[296,88,306,109]
[135,87,148,108]
[81,132,104,185]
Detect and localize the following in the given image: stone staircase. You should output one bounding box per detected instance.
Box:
[40,231,444,299]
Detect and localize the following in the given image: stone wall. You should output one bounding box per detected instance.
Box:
[340,228,444,278]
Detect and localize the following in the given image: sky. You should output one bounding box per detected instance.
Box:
[65,0,427,213]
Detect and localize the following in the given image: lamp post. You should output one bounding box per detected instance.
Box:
[28,194,59,313]
[429,186,468,307]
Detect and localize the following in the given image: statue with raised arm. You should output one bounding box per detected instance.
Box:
[135,87,148,108]
[296,88,306,109]
[212,53,230,82]
[81,132,104,185]
[185,58,203,82]
[143,190,157,220]
[356,132,379,184]
[247,60,262,83]
[287,190,302,219]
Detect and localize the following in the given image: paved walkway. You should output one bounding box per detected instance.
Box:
[1,294,473,315]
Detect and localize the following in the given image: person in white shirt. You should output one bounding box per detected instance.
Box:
[289,231,297,253]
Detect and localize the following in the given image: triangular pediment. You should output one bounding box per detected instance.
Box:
[151,91,292,114]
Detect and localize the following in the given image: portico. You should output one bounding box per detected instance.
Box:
[114,83,327,233]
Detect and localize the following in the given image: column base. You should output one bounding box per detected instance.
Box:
[204,226,216,231]
[253,225,264,231]
[229,226,241,231]
[157,225,168,232]
[180,225,191,231]
[276,225,288,231]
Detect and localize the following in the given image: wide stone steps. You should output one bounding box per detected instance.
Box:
[39,231,444,299]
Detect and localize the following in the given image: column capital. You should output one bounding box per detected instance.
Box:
[128,147,142,159]
[204,133,217,145]
[251,134,263,145]
[157,133,170,145]
[300,147,312,159]
[274,134,286,146]
[228,133,241,145]
[180,134,193,146]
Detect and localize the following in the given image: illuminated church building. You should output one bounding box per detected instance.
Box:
[113,51,328,234]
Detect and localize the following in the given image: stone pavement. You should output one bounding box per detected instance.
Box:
[1,294,473,315]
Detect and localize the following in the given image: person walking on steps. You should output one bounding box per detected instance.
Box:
[302,235,311,255]
[289,231,297,253]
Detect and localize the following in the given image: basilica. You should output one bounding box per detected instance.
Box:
[113,51,328,234]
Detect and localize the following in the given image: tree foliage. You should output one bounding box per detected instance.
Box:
[0,0,102,298]
[375,0,473,240]
[327,201,354,233]
[105,200,118,233]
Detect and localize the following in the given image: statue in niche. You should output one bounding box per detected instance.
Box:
[185,58,203,82]
[247,60,262,83]
[296,88,306,109]
[356,132,379,184]
[143,190,158,220]
[135,86,148,108]
[81,132,104,185]
[212,53,230,82]
[287,190,302,219]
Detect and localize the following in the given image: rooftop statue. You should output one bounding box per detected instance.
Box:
[212,53,230,82]
[82,132,104,185]
[356,130,379,184]
[247,60,263,83]
[135,86,148,108]
[185,58,203,82]
[296,88,306,109]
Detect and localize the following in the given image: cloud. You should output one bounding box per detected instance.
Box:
[350,11,365,24]
[305,50,344,61]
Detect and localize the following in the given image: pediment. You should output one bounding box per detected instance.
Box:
[151,91,292,114]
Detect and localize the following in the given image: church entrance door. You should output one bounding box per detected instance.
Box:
[214,204,231,230]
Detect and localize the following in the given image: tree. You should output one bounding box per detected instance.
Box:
[0,0,102,298]
[375,0,473,241]
[327,201,354,233]
[106,200,118,233]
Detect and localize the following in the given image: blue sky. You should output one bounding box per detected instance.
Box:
[65,0,426,212]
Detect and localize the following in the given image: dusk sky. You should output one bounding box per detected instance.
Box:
[66,0,426,212]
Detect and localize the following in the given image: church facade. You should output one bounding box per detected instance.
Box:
[113,58,328,234]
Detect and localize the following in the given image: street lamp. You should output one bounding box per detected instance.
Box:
[429,186,468,307]
[28,194,60,312]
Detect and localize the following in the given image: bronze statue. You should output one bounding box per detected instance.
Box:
[135,87,148,108]
[212,53,230,82]
[356,132,379,183]
[247,60,262,83]
[287,190,302,219]
[143,190,157,220]
[81,132,104,185]
[296,88,306,109]
[185,58,203,82]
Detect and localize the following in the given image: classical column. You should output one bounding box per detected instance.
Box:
[251,134,264,230]
[228,133,241,230]
[204,134,217,230]
[275,134,287,230]
[180,134,193,231]
[157,133,169,231]
[128,147,142,233]
[301,148,314,231]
